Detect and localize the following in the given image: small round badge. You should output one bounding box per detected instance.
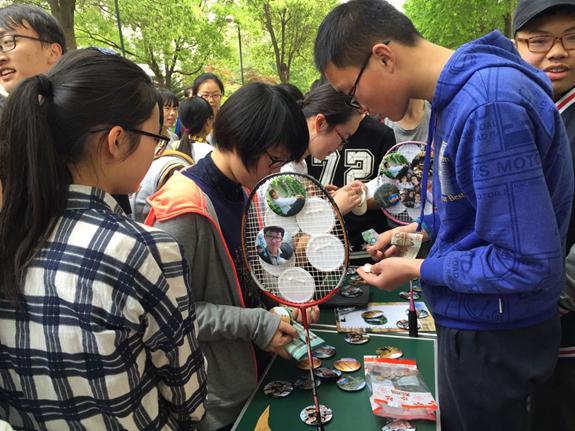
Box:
[336,375,366,392]
[266,176,306,217]
[292,375,321,390]
[314,367,341,379]
[270,306,292,324]
[340,285,363,298]
[412,285,422,293]
[399,291,421,300]
[300,405,333,426]
[344,332,370,345]
[263,380,293,398]
[397,319,422,331]
[296,357,322,370]
[312,345,336,359]
[404,308,429,319]
[361,310,388,326]
[333,358,361,372]
[376,346,404,359]
[381,418,416,431]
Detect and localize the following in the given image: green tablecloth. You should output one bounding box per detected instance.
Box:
[232,329,438,431]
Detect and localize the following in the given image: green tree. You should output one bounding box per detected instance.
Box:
[404,0,519,49]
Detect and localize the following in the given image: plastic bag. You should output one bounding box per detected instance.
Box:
[364,356,437,421]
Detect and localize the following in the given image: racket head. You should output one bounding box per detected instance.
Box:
[373,141,433,225]
[242,172,349,308]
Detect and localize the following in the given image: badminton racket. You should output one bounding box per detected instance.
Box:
[371,141,433,225]
[242,172,349,430]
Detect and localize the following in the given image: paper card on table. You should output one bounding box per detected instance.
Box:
[255,405,272,431]
[335,302,435,333]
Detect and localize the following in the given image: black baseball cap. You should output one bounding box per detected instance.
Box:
[513,0,575,35]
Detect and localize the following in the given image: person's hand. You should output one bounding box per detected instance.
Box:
[325,184,339,194]
[291,306,320,324]
[265,320,300,359]
[357,258,422,291]
[333,181,365,215]
[367,223,429,261]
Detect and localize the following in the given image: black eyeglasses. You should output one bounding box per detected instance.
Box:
[333,126,348,147]
[265,150,291,168]
[90,128,171,156]
[0,34,54,53]
[346,40,390,109]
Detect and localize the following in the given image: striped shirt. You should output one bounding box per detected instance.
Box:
[0,186,207,430]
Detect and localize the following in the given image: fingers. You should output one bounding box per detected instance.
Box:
[277,320,300,339]
[325,184,339,192]
[274,346,292,360]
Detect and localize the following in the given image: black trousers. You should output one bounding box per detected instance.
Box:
[436,315,560,431]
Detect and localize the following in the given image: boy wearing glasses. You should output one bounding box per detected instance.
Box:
[315,0,572,429]
[0,4,65,95]
[513,1,575,429]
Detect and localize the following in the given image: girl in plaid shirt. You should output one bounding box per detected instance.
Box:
[0,49,207,430]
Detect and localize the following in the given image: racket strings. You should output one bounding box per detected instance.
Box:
[243,173,348,305]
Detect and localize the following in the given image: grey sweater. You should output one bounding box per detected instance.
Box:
[153,200,280,430]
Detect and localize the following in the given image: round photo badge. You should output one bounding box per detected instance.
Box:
[361,310,388,326]
[399,291,421,300]
[382,418,416,431]
[295,357,322,370]
[340,284,363,298]
[292,375,321,390]
[333,358,361,373]
[313,367,341,379]
[344,332,370,345]
[312,344,336,359]
[397,319,422,331]
[374,183,402,209]
[336,375,366,392]
[300,405,333,427]
[270,306,292,324]
[349,275,368,286]
[381,152,410,180]
[263,380,293,398]
[405,308,429,319]
[266,176,306,217]
[255,227,295,276]
[376,346,404,359]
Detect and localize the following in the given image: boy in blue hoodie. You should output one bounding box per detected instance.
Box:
[314,0,573,429]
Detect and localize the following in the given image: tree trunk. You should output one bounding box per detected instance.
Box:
[48,0,77,51]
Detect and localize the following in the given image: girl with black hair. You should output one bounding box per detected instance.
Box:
[145,82,315,430]
[131,96,214,223]
[0,49,207,429]
[282,83,366,215]
[158,88,180,146]
[192,72,225,143]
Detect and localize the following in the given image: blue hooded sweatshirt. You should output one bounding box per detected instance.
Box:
[419,31,573,331]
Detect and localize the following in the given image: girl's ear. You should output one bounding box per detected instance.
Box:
[314,114,327,133]
[105,126,127,160]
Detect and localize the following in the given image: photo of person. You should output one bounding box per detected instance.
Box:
[381,159,409,180]
[374,183,401,209]
[404,190,416,208]
[300,405,333,426]
[266,176,307,217]
[263,380,293,398]
[256,226,294,265]
[414,192,422,208]
[382,418,416,431]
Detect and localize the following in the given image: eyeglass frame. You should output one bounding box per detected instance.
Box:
[333,126,348,147]
[199,93,222,100]
[345,40,391,109]
[90,127,171,156]
[265,150,291,168]
[515,33,575,53]
[0,34,55,53]
[264,234,283,242]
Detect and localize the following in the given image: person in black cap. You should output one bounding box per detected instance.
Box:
[513,2,575,429]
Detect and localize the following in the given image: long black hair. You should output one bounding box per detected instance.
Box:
[0,49,158,301]
[177,96,213,159]
[301,84,360,131]
[192,72,225,97]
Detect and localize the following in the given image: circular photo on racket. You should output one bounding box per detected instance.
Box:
[255,227,294,267]
[382,418,416,431]
[263,380,293,398]
[374,183,401,209]
[361,310,387,326]
[300,405,333,427]
[266,176,306,217]
[381,153,410,180]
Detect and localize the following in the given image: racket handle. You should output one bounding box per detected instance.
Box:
[409,281,418,338]
[302,309,325,431]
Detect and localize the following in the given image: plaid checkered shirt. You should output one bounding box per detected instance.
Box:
[0,186,207,430]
